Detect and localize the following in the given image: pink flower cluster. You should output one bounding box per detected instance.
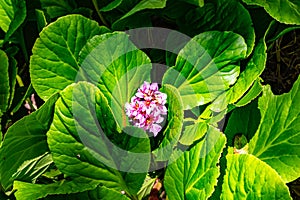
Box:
[125,82,167,136]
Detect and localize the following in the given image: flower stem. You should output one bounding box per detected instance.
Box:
[92,0,109,27]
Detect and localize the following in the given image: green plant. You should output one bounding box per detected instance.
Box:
[0,0,300,199]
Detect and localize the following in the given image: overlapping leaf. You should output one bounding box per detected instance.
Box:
[0,94,59,190]
[0,0,26,44]
[163,31,247,110]
[213,39,266,111]
[47,82,151,197]
[164,126,226,200]
[242,0,300,25]
[221,153,291,200]
[0,50,10,112]
[14,177,100,200]
[224,100,260,147]
[153,84,184,161]
[112,0,167,29]
[78,32,152,129]
[175,0,255,56]
[248,76,300,182]
[30,14,109,100]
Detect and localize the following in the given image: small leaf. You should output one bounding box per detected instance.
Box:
[242,0,300,25]
[234,79,263,107]
[0,0,26,43]
[248,76,300,182]
[221,153,291,200]
[164,126,226,200]
[0,50,10,113]
[0,93,59,191]
[35,9,49,32]
[153,84,184,161]
[100,0,123,12]
[163,31,247,110]
[12,152,53,184]
[112,0,167,29]
[137,176,156,200]
[179,121,207,146]
[30,14,110,101]
[13,177,100,200]
[62,185,131,200]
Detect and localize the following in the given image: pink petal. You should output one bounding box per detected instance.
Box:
[150,124,162,136]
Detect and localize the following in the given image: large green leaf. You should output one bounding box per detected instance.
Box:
[13,177,100,200]
[30,14,110,101]
[242,0,300,25]
[248,76,300,183]
[47,82,151,198]
[112,0,167,29]
[153,84,184,161]
[175,0,255,56]
[0,94,59,191]
[0,0,26,44]
[164,126,226,200]
[162,31,247,110]
[221,153,291,199]
[78,32,152,129]
[212,39,266,111]
[0,50,10,112]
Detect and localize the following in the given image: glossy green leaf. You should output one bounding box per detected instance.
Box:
[212,39,266,111]
[0,50,10,112]
[265,20,300,43]
[35,9,49,32]
[100,0,123,12]
[0,0,26,43]
[224,100,260,147]
[56,185,131,200]
[40,0,76,18]
[242,0,300,25]
[221,153,291,200]
[164,126,226,200]
[12,152,53,184]
[248,76,300,183]
[78,32,152,129]
[112,0,167,29]
[163,31,247,110]
[14,177,99,200]
[234,79,262,107]
[47,82,150,197]
[153,84,184,161]
[0,93,59,191]
[87,186,131,200]
[30,14,110,101]
[137,176,156,200]
[179,121,207,146]
[176,0,255,56]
